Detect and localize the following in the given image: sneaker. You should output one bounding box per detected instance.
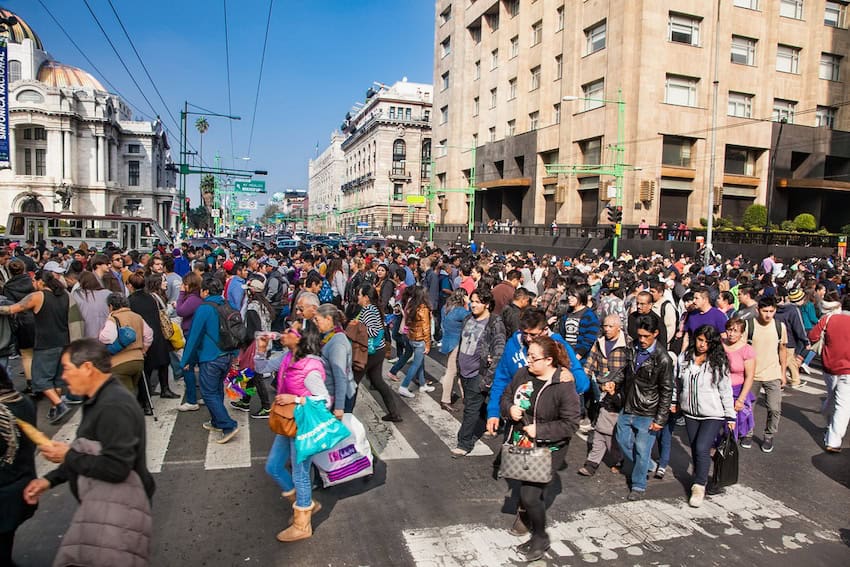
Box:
[654,466,666,480]
[792,380,808,389]
[388,357,399,363]
[202,421,222,432]
[230,400,251,412]
[451,447,469,458]
[740,437,753,449]
[252,408,271,419]
[689,484,705,508]
[799,363,812,375]
[761,437,774,453]
[398,386,414,398]
[23,384,33,396]
[49,403,72,424]
[46,405,57,422]
[216,427,239,444]
[177,402,200,412]
[61,394,83,405]
[627,490,644,501]
[420,384,435,393]
[198,398,205,406]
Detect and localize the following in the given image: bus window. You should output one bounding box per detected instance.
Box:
[122,223,139,250]
[84,219,119,241]
[9,215,24,237]
[48,218,82,239]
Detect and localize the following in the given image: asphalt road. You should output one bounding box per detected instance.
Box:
[10,353,850,567]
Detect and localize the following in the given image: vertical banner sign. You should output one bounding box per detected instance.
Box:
[0,40,9,169]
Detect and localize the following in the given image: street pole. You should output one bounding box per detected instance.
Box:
[179,101,188,236]
[467,145,476,243]
[613,89,624,259]
[705,0,721,265]
[427,157,435,244]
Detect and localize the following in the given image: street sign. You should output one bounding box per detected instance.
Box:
[406,195,426,205]
[357,221,369,228]
[210,208,221,218]
[428,214,436,224]
[237,200,258,210]
[234,180,267,193]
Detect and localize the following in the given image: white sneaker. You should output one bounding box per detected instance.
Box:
[398,386,415,398]
[420,384,435,393]
[177,402,200,412]
[689,484,705,508]
[800,363,812,375]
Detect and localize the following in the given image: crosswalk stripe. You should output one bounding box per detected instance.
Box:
[804,375,826,387]
[354,387,419,460]
[36,406,83,477]
[146,382,185,474]
[385,358,493,457]
[204,406,251,470]
[791,384,826,397]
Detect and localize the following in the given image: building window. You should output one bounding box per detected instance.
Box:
[23,128,32,140]
[582,79,605,110]
[507,0,519,18]
[733,0,759,8]
[531,20,543,46]
[24,148,31,175]
[440,4,452,25]
[529,111,539,130]
[554,55,562,80]
[776,44,801,73]
[441,71,450,91]
[33,127,47,141]
[389,107,396,119]
[486,11,499,32]
[585,21,606,54]
[473,96,480,116]
[35,149,46,176]
[581,138,602,165]
[816,106,837,127]
[530,66,541,91]
[8,60,21,83]
[731,35,757,65]
[825,1,846,27]
[474,60,481,80]
[507,119,516,136]
[128,160,140,186]
[469,23,482,43]
[508,78,517,100]
[725,146,757,176]
[440,106,449,125]
[510,35,519,58]
[392,139,407,174]
[491,49,499,69]
[441,37,451,58]
[668,13,701,46]
[438,139,448,157]
[557,6,564,31]
[393,183,404,200]
[128,144,141,153]
[772,98,796,123]
[405,108,412,120]
[488,126,496,142]
[472,133,478,147]
[728,91,754,117]
[780,0,804,19]
[490,88,498,108]
[553,103,561,125]
[423,109,430,122]
[820,52,841,81]
[421,139,432,179]
[662,135,694,168]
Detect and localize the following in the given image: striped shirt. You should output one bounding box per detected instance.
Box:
[357,304,386,350]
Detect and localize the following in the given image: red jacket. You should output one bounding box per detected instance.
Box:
[809,312,850,375]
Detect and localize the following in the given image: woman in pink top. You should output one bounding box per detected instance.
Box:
[723,317,756,441]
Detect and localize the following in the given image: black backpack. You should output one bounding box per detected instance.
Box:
[214,302,245,352]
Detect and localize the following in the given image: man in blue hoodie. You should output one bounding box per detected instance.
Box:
[181,278,240,444]
[485,308,589,435]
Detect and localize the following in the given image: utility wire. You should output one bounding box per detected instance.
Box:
[223,0,236,167]
[247,0,275,158]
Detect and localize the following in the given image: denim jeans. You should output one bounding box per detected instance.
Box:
[684,417,724,486]
[457,376,485,452]
[183,364,198,405]
[616,413,659,492]
[265,434,313,507]
[400,340,427,388]
[656,410,678,470]
[389,334,412,374]
[824,373,850,448]
[169,350,184,380]
[198,355,237,432]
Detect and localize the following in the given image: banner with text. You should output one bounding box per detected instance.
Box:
[0,41,9,168]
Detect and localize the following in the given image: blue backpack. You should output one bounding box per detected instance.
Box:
[318,278,335,304]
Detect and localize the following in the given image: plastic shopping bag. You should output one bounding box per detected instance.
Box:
[294,398,350,463]
[711,430,739,488]
[313,414,374,488]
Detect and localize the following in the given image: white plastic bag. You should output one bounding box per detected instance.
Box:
[313,413,373,487]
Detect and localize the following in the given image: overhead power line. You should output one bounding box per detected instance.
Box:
[247,0,275,158]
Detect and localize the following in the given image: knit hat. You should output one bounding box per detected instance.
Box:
[788,288,805,303]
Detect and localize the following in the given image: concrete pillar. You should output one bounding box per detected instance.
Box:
[9,125,16,174]
[63,131,72,181]
[96,135,105,183]
[47,129,62,179]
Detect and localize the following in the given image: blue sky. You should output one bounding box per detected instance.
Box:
[6,0,435,209]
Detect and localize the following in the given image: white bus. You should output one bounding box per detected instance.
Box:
[5,212,172,251]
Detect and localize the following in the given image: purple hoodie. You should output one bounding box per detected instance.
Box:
[176,290,203,333]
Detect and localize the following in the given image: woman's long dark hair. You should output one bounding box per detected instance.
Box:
[404,285,430,323]
[38,270,66,296]
[144,274,166,303]
[77,271,104,299]
[358,283,386,320]
[684,324,729,385]
[293,323,322,360]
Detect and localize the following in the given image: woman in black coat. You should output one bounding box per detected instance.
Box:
[0,365,37,566]
[128,272,177,410]
[3,260,35,394]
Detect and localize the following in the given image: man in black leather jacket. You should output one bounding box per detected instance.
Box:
[602,313,674,500]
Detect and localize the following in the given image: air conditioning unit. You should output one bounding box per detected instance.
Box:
[639,179,656,203]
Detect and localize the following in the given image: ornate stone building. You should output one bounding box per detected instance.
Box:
[307,131,345,233]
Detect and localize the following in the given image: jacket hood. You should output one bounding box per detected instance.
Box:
[3,273,34,295]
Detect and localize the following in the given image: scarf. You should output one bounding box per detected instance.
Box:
[321,326,345,346]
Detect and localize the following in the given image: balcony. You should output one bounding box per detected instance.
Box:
[389,169,412,182]
[341,172,375,194]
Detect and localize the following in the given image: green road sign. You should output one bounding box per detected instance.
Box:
[235,180,267,193]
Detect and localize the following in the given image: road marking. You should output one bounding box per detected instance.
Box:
[803,375,825,387]
[204,407,251,470]
[36,407,83,477]
[788,384,826,397]
[146,382,185,473]
[354,386,419,460]
[384,358,493,456]
[402,485,837,566]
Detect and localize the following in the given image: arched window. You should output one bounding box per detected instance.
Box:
[420,139,432,180]
[9,60,21,83]
[392,139,406,175]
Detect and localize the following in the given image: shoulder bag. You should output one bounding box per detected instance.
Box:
[268,356,297,436]
[809,314,833,355]
[498,374,556,484]
[152,293,175,340]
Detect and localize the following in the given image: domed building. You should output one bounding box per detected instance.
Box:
[0,8,176,229]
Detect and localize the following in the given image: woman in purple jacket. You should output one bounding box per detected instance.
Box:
[176,272,204,411]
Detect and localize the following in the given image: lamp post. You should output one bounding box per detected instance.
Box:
[427,143,477,244]
[548,89,631,258]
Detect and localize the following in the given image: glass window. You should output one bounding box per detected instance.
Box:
[662,136,694,167]
[129,160,140,186]
[816,106,837,128]
[469,23,482,43]
[405,107,411,120]
[507,0,519,17]
[420,139,431,179]
[34,127,47,141]
[583,79,605,110]
[585,21,606,54]
[553,103,561,125]
[529,111,539,131]
[441,71,450,91]
[490,88,498,108]
[488,126,496,142]
[510,35,519,58]
[825,1,846,27]
[531,20,543,46]
[128,144,141,153]
[666,75,699,107]
[440,105,449,125]
[776,44,801,73]
[780,0,804,19]
[530,66,541,91]
[35,149,46,176]
[581,138,602,165]
[668,13,701,46]
[474,60,481,80]
[555,55,562,80]
[438,139,448,157]
[557,6,564,31]
[731,35,757,65]
[8,60,21,83]
[389,106,396,119]
[24,148,31,175]
[820,52,841,81]
[509,78,517,99]
[440,5,452,25]
[772,99,796,123]
[507,119,516,136]
[491,49,499,69]
[733,0,759,8]
[393,139,406,173]
[728,91,753,117]
[486,11,499,32]
[393,183,404,200]
[725,146,757,176]
[473,97,480,116]
[441,37,451,58]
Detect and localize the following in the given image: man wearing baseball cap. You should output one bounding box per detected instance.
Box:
[776,287,810,389]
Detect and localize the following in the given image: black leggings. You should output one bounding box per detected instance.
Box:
[519,447,567,542]
[0,530,15,567]
[353,347,399,417]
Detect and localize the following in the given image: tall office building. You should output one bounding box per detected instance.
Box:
[432,0,850,231]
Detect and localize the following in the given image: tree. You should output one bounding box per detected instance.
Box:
[200,174,216,209]
[195,116,209,165]
[793,213,816,232]
[188,205,211,230]
[261,203,281,223]
[741,204,767,229]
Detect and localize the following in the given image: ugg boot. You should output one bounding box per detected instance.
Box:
[276,501,316,542]
[689,484,705,508]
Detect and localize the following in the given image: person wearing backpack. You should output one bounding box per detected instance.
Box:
[180,278,242,444]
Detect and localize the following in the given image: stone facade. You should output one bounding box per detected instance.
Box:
[307,131,345,233]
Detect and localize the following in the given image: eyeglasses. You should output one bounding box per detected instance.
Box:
[527,355,549,364]
[284,327,302,338]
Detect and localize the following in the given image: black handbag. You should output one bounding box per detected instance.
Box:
[498,378,554,484]
[711,430,739,488]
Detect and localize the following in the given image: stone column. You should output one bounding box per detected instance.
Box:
[96,135,105,183]
[8,124,16,173]
[47,129,61,179]
[63,131,72,181]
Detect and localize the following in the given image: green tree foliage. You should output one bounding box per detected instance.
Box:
[200,174,215,195]
[741,204,767,229]
[793,213,816,232]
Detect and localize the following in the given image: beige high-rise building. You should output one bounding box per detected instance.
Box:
[432,0,850,231]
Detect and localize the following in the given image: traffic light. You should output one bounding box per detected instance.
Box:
[612,205,623,223]
[605,203,615,223]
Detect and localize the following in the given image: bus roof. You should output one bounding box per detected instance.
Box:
[8,212,161,223]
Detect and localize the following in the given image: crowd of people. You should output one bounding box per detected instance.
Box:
[0,235,848,564]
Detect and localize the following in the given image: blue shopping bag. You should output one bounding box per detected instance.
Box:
[294,398,351,463]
